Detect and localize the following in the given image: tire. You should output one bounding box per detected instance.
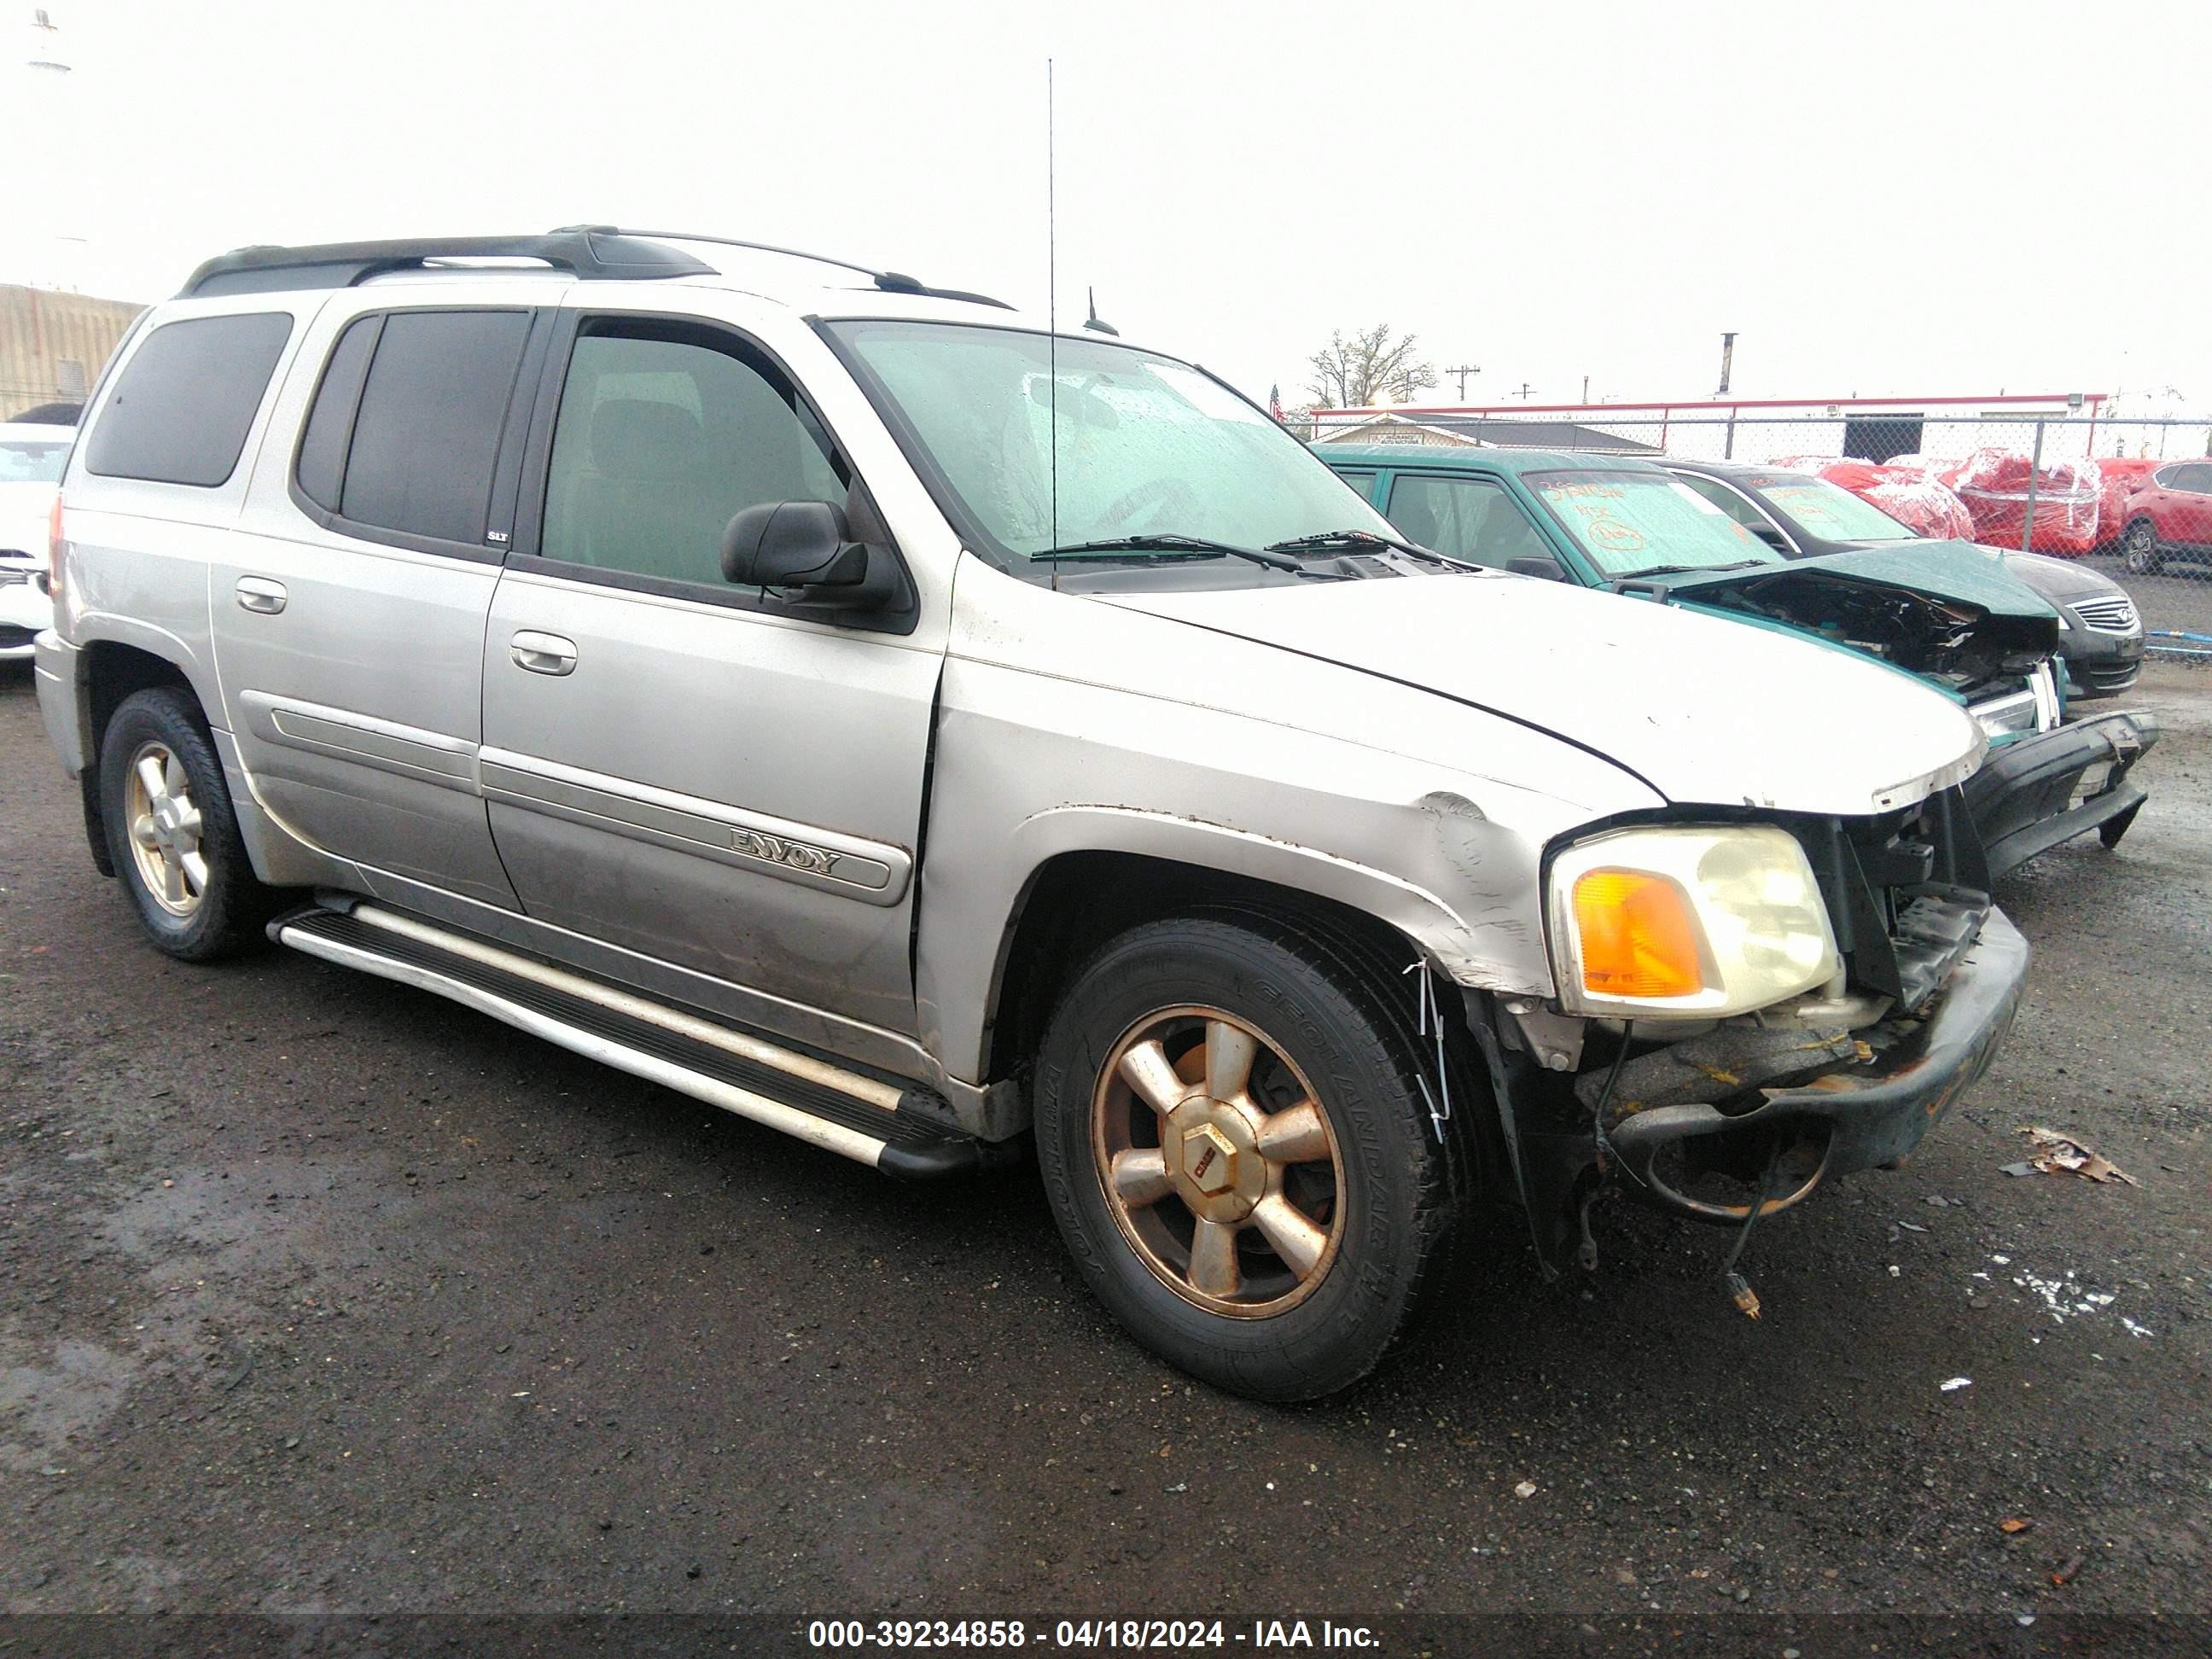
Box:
[97,686,283,961]
[2122,519,2164,575]
[1033,910,1461,1401]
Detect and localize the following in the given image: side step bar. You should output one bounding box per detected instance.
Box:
[271,900,1008,1180]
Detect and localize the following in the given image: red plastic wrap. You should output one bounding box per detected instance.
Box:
[1936,447,2101,555]
[1833,458,1977,541]
[1766,455,1977,541]
[2093,457,2161,548]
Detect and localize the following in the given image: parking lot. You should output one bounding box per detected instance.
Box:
[2,657,2208,1636]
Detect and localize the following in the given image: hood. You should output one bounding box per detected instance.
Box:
[1102,573,1984,817]
[1655,541,2058,687]
[1824,534,2117,605]
[1997,547,2125,604]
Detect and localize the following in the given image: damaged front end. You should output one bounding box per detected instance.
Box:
[1656,547,2158,873]
[1655,545,2061,735]
[1476,788,2028,1277]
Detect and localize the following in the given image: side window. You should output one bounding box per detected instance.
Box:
[2175,463,2212,494]
[1384,474,1555,570]
[294,314,381,512]
[336,310,533,544]
[1332,469,1377,504]
[541,325,844,586]
[84,312,293,486]
[1674,472,1775,531]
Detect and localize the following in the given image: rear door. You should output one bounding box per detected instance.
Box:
[478,304,941,1035]
[214,291,554,907]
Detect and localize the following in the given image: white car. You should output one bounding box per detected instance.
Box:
[0,422,71,660]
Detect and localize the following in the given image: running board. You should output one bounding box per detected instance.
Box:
[270,900,1003,1179]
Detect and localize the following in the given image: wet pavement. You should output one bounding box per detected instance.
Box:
[2,659,2208,1639]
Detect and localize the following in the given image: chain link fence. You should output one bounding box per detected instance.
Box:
[1300,410,2212,657]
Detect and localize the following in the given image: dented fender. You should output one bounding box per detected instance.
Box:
[914,559,1664,1086]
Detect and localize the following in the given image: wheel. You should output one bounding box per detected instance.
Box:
[1033,911,1460,1400]
[2121,519,2164,575]
[98,686,283,960]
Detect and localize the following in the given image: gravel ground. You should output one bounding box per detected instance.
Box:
[2,659,2208,1644]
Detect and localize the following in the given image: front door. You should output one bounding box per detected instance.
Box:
[480,311,940,1035]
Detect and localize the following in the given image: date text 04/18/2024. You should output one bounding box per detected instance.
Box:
[806,1620,1380,1650]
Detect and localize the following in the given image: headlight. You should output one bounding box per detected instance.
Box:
[1546,825,1840,1018]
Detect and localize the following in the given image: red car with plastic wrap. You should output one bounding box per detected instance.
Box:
[1938,449,2100,556]
[2094,457,2162,550]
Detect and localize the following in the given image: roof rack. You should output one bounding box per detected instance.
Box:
[178,230,716,299]
[574,226,1013,311]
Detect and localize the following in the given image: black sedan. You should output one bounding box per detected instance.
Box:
[1662,457,2145,699]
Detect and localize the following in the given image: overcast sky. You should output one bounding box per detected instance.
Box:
[8,0,2209,422]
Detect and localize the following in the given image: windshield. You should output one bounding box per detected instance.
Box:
[1749,474,1919,543]
[1528,469,1778,577]
[824,321,1390,564]
[0,439,69,485]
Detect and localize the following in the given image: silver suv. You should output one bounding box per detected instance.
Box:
[35,230,2028,1400]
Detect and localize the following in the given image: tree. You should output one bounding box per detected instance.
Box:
[1306,324,1438,409]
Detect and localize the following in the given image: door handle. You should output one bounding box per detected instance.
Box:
[236,576,288,614]
[509,631,578,676]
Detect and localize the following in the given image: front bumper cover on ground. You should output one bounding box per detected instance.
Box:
[1964,709,2158,877]
[1604,909,2029,1224]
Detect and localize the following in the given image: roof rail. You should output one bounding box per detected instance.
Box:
[573,226,1013,311]
[177,230,716,299]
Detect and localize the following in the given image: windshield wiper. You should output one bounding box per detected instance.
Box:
[1265,528,1481,572]
[1613,559,1767,580]
[1041,534,1346,579]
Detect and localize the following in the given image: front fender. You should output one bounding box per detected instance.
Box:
[1017,798,1511,969]
[913,655,1654,1084]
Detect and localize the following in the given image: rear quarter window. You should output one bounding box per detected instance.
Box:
[84,312,294,486]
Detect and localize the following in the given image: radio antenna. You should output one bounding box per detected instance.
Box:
[1047,58,1059,591]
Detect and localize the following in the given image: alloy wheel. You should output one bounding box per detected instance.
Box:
[125,741,208,917]
[1091,1004,1346,1318]
[2122,522,2162,574]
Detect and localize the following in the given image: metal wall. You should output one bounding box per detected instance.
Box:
[0,286,146,420]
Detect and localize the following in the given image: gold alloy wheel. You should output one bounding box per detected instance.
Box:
[124,741,209,917]
[1092,1004,1346,1318]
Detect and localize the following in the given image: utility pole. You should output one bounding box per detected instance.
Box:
[1512,382,1537,401]
[1446,364,1481,400]
[1715,333,1742,456]
[1580,374,1590,404]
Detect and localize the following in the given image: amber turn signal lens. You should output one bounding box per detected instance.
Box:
[1572,870,1704,1000]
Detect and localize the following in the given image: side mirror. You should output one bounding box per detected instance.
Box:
[722,500,863,587]
[720,499,908,616]
[1506,556,1567,581]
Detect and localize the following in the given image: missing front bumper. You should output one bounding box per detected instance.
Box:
[1602,910,2028,1225]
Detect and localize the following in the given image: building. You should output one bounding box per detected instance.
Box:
[1303,409,1660,454]
[1,285,144,421]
